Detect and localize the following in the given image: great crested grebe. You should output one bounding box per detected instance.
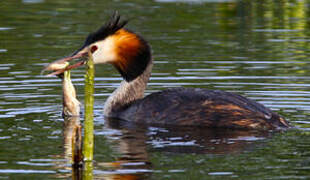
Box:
[47,14,291,130]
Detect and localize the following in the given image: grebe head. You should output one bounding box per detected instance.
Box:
[47,13,151,82]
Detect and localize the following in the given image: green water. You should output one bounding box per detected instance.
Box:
[1,0,310,179]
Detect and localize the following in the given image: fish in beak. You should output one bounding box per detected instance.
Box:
[43,61,81,117]
[42,47,89,76]
[61,69,80,117]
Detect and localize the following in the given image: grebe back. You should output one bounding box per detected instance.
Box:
[47,14,291,130]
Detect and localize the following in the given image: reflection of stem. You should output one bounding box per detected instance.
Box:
[72,124,82,166]
[83,50,95,161]
[72,166,82,180]
[83,161,93,180]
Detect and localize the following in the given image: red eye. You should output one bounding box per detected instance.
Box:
[91,45,98,53]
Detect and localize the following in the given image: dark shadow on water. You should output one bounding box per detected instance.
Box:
[105,117,272,155]
[56,116,282,179]
[88,117,275,179]
[59,116,277,179]
[95,118,153,180]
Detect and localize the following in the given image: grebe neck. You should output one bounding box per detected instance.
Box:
[104,61,153,117]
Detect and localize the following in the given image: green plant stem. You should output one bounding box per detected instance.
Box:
[83,50,95,162]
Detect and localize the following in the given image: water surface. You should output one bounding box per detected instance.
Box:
[1,0,310,179]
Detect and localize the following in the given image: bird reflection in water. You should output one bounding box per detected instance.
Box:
[145,125,270,155]
[59,117,272,179]
[57,100,273,180]
[94,117,272,179]
[98,118,153,180]
[105,117,271,155]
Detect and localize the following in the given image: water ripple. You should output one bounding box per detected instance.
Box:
[0,169,55,174]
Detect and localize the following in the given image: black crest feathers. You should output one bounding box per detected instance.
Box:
[74,12,128,54]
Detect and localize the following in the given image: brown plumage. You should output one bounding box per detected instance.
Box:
[112,29,151,82]
[118,88,290,130]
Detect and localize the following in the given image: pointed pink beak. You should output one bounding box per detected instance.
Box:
[42,51,88,76]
